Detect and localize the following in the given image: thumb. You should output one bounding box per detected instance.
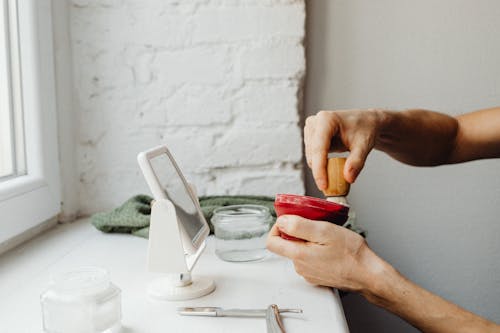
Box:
[345,137,372,183]
[276,215,337,244]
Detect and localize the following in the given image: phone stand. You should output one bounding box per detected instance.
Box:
[147,199,215,301]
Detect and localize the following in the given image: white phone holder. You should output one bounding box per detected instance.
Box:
[147,198,215,301]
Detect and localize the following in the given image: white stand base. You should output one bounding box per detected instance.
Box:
[148,276,216,301]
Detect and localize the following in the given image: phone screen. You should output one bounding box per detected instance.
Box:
[149,153,206,245]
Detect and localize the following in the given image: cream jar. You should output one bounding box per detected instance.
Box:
[41,267,121,333]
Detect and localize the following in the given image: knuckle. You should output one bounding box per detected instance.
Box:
[293,247,306,261]
[351,233,367,251]
[349,154,367,169]
[304,277,316,285]
[266,242,278,254]
[316,220,332,232]
[265,237,274,250]
[303,125,309,136]
[313,173,325,182]
[310,145,327,155]
[316,110,330,118]
[265,237,281,255]
[305,115,315,127]
[286,219,299,234]
[293,262,305,276]
[284,216,303,233]
[355,132,374,147]
[314,222,336,242]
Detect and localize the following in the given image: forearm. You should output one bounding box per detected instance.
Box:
[375,109,459,166]
[451,107,500,163]
[375,107,500,166]
[358,249,499,333]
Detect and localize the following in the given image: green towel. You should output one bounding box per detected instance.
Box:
[91,194,365,239]
[91,195,276,238]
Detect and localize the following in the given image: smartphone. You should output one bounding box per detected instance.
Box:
[137,146,210,254]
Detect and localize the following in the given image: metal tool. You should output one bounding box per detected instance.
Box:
[177,305,302,333]
[266,304,287,333]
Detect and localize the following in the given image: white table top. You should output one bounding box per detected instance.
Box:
[0,219,349,333]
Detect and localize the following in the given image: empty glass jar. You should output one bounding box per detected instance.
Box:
[211,205,273,262]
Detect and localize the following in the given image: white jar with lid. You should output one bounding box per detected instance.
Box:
[40,267,121,333]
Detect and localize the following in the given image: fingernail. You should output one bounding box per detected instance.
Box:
[317,179,327,190]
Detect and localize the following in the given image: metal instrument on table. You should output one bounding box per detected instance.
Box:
[177,304,303,333]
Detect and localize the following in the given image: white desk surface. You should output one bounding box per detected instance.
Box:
[0,219,349,333]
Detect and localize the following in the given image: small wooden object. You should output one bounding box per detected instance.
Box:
[322,157,350,197]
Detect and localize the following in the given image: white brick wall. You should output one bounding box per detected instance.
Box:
[70,0,306,215]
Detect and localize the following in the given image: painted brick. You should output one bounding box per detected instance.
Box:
[193,4,305,42]
[210,168,304,196]
[233,83,300,124]
[71,0,306,215]
[238,39,305,79]
[238,171,304,195]
[164,85,233,125]
[203,125,303,167]
[153,46,231,85]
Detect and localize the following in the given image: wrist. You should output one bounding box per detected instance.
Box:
[373,108,396,146]
[374,108,392,128]
[354,244,401,305]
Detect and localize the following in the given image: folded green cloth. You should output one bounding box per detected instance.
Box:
[91,195,276,238]
[91,194,365,239]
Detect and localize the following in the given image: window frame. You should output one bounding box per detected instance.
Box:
[0,0,15,179]
[0,0,61,245]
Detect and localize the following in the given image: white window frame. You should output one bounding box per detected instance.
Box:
[0,0,61,245]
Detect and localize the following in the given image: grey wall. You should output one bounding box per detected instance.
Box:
[305,1,500,332]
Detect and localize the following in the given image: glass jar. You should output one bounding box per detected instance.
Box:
[41,267,121,333]
[211,204,273,262]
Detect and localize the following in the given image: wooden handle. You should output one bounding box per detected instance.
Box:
[322,157,350,197]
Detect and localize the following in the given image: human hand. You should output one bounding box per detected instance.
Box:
[266,214,384,293]
[268,215,500,333]
[304,109,385,188]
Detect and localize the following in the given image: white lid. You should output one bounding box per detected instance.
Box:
[51,267,111,296]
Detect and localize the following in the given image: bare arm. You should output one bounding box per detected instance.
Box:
[266,216,500,333]
[305,107,500,187]
[299,107,500,330]
[377,107,500,166]
[376,109,459,167]
[451,107,500,163]
[366,255,499,333]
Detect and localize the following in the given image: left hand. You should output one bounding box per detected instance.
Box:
[266,215,383,293]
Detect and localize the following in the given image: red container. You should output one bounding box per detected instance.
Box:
[274,194,350,241]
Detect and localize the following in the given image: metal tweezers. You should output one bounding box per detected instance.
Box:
[177,304,303,333]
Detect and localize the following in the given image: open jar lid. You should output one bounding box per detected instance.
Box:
[50,267,111,297]
[274,194,349,224]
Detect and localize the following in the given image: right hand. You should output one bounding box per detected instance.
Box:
[304,109,386,189]
[266,214,381,293]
